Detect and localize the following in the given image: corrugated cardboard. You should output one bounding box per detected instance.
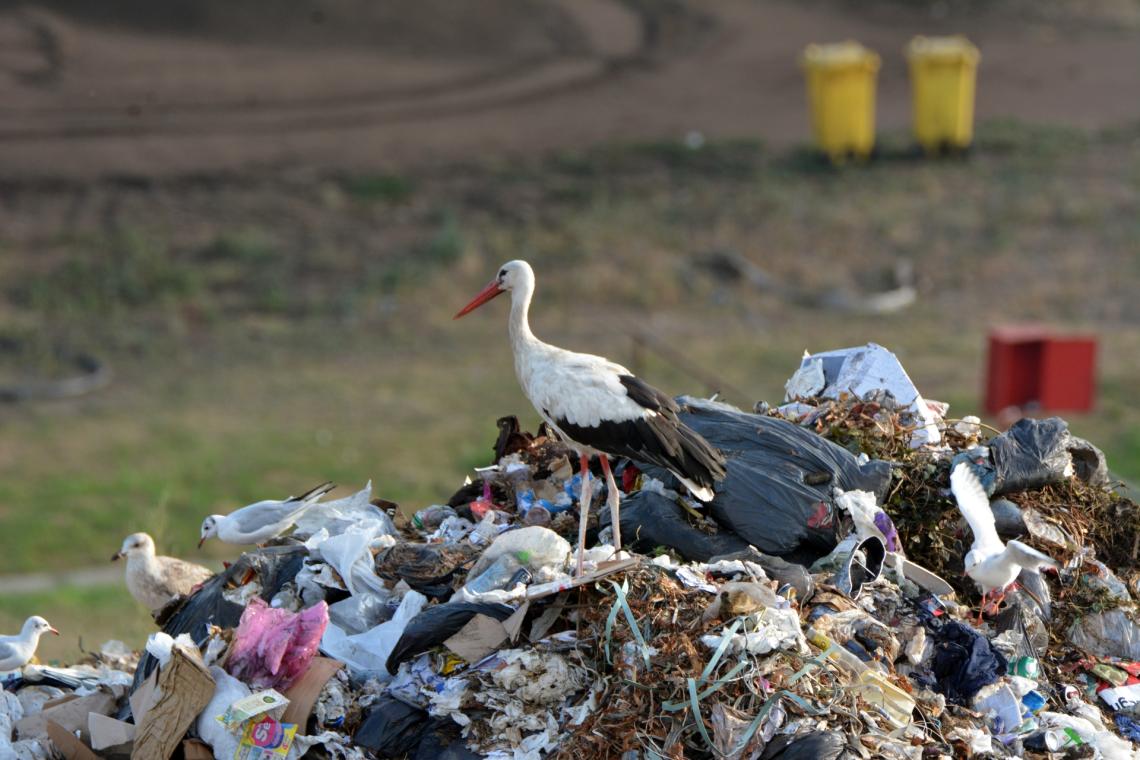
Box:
[181,739,214,760]
[88,712,136,751]
[282,656,343,727]
[131,645,216,760]
[33,691,117,745]
[444,614,509,662]
[46,719,100,760]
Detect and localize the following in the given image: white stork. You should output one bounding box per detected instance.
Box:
[455,259,727,573]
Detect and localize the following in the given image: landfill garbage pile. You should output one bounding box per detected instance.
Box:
[6,342,1140,759]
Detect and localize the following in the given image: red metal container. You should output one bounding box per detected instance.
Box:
[985,325,1097,414]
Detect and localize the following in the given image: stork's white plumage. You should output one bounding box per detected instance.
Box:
[456,260,727,573]
[950,462,1059,622]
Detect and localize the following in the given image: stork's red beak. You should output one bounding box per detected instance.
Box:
[454,279,504,319]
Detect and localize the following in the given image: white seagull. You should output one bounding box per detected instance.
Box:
[950,462,1059,622]
[199,482,335,548]
[113,532,214,612]
[0,616,58,672]
[455,260,727,573]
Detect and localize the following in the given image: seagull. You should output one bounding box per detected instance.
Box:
[0,616,58,672]
[455,260,727,573]
[950,462,1059,623]
[113,532,214,612]
[199,482,335,548]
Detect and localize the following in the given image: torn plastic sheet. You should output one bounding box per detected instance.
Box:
[700,608,806,656]
[783,343,942,447]
[305,522,394,598]
[292,481,395,540]
[321,591,427,676]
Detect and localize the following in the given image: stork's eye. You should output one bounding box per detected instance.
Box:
[498,269,506,278]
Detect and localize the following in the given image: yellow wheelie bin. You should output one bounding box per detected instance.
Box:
[801,41,881,163]
[906,36,980,153]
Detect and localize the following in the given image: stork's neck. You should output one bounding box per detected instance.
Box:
[508,280,537,351]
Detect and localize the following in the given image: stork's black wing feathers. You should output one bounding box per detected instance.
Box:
[556,375,726,492]
[618,375,679,414]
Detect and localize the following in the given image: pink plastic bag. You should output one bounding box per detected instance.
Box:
[225,598,329,690]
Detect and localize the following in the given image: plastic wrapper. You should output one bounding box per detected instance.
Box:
[226,598,329,690]
[1066,608,1140,660]
[321,591,427,676]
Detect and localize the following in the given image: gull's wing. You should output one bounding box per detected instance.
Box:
[0,640,20,663]
[156,556,214,594]
[1006,540,1059,572]
[950,462,1004,555]
[228,500,294,533]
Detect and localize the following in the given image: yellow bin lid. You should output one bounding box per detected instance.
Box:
[801,41,881,71]
[906,35,980,64]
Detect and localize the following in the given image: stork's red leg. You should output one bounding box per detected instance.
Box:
[575,453,592,576]
[600,455,621,554]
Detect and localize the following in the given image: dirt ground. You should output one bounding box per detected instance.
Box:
[1,0,1138,180]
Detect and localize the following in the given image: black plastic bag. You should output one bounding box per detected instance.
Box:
[414,718,484,760]
[599,489,750,561]
[761,731,851,760]
[130,544,308,698]
[646,398,892,564]
[354,696,430,756]
[386,601,516,674]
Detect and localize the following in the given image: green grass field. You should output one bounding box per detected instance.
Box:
[1,121,1139,654]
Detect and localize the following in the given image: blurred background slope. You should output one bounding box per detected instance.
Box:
[0,0,1138,659]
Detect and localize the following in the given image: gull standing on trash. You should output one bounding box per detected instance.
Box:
[455,260,727,574]
[199,482,335,548]
[950,462,1059,623]
[113,532,214,612]
[0,616,58,671]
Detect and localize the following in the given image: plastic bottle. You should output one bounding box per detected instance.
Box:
[465,554,525,594]
[413,505,457,531]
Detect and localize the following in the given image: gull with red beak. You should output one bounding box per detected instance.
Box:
[455,260,726,574]
[0,616,59,671]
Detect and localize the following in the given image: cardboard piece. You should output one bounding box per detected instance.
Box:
[35,691,118,745]
[503,602,529,644]
[282,656,343,728]
[182,739,215,760]
[528,601,565,642]
[46,719,100,760]
[129,668,161,725]
[445,614,510,662]
[88,712,136,751]
[132,644,216,760]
